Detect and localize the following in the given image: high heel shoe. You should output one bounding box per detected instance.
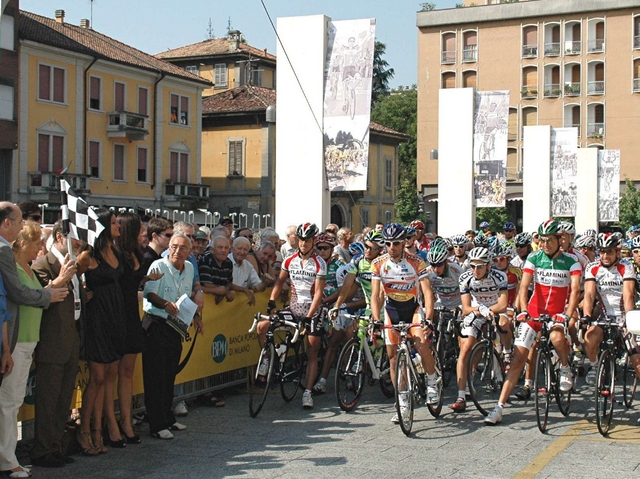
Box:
[76,430,99,457]
[90,429,108,454]
[119,421,141,444]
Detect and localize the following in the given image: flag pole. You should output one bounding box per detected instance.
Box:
[60,179,76,260]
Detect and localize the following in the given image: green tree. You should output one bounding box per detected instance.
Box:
[395,178,421,222]
[476,207,509,231]
[419,2,436,11]
[371,41,395,108]
[618,178,640,231]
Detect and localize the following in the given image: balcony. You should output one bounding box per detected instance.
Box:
[544,42,561,56]
[462,45,477,62]
[564,82,581,96]
[543,83,562,98]
[563,122,581,138]
[28,172,91,202]
[564,41,581,55]
[163,181,210,209]
[635,35,640,49]
[521,86,538,99]
[634,78,640,92]
[107,111,149,141]
[522,44,538,58]
[441,50,456,64]
[587,123,605,139]
[587,81,605,95]
[587,38,605,53]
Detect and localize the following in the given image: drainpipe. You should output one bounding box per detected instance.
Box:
[83,57,98,175]
[151,72,166,191]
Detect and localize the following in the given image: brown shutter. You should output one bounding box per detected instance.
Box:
[90,77,100,109]
[463,71,476,88]
[52,135,64,172]
[53,68,64,102]
[138,87,148,116]
[90,141,100,174]
[38,134,49,171]
[180,96,188,125]
[114,144,124,180]
[115,83,125,111]
[170,152,178,182]
[39,65,50,100]
[180,153,188,182]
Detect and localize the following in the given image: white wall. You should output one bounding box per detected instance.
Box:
[275,15,330,237]
[575,148,598,233]
[522,125,551,232]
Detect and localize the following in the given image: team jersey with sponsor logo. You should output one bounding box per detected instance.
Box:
[283,252,327,304]
[348,257,374,310]
[523,250,581,317]
[323,256,345,298]
[427,261,463,310]
[371,252,428,303]
[584,259,635,318]
[459,268,508,308]
[499,265,522,308]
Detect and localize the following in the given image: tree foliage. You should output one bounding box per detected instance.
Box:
[371,41,395,108]
[419,2,436,11]
[618,178,640,231]
[476,207,509,231]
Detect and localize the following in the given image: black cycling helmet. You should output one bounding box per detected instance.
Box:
[296,222,319,240]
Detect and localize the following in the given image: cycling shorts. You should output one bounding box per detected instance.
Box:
[290,302,325,337]
[334,310,358,332]
[383,299,423,346]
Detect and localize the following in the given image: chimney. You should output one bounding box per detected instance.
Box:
[228,30,240,52]
[80,19,90,29]
[55,9,65,23]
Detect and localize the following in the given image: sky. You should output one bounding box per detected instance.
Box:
[21,0,460,89]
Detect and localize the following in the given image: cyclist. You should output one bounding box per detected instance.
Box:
[411,220,430,251]
[426,239,463,311]
[510,232,533,271]
[485,220,581,425]
[405,226,427,261]
[453,247,508,412]
[575,234,597,263]
[479,221,491,236]
[449,234,470,270]
[371,223,439,422]
[501,222,517,247]
[630,236,640,296]
[474,234,490,248]
[581,233,635,385]
[264,223,327,409]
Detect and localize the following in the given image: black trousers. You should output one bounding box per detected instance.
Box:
[142,319,181,434]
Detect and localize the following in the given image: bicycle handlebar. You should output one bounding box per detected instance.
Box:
[248,312,301,344]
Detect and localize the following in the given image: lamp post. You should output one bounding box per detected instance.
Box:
[213,212,221,226]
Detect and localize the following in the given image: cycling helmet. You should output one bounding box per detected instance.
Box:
[479,221,490,229]
[348,241,365,257]
[314,233,336,246]
[514,232,532,247]
[382,223,406,240]
[443,237,453,249]
[450,234,468,246]
[558,221,576,235]
[503,221,516,231]
[574,234,596,249]
[405,226,416,237]
[409,220,425,230]
[538,219,560,236]
[488,236,498,251]
[596,232,623,249]
[494,242,515,258]
[628,225,640,233]
[632,236,640,249]
[296,222,319,240]
[468,247,492,263]
[583,228,597,238]
[427,242,449,264]
[474,234,490,247]
[363,230,385,248]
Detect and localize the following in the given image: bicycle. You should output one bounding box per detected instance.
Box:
[466,313,508,417]
[334,313,393,412]
[434,306,461,387]
[247,309,303,418]
[531,314,572,433]
[387,320,443,436]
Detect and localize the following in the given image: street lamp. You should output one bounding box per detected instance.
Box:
[155,209,161,218]
[213,212,221,226]
[180,211,186,222]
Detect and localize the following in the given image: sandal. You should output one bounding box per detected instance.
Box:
[76,430,99,457]
[91,429,108,454]
[449,397,467,412]
[196,394,225,407]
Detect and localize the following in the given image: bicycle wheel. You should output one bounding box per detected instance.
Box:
[427,347,444,418]
[441,332,458,388]
[555,359,572,417]
[395,349,414,436]
[623,353,637,408]
[280,341,303,402]
[533,348,551,432]
[467,341,504,417]
[335,337,365,412]
[378,346,395,398]
[249,343,275,418]
[595,351,615,436]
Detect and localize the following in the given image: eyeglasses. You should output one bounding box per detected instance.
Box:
[316,245,332,251]
[600,249,617,255]
[469,263,486,269]
[453,245,465,249]
[633,249,640,254]
[28,215,42,221]
[405,235,414,239]
[169,244,189,252]
[539,237,557,244]
[385,241,403,247]
[364,244,380,250]
[493,256,507,262]
[430,262,445,268]
[161,232,173,238]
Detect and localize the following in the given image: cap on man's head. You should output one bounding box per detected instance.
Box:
[219,216,233,226]
[194,230,208,241]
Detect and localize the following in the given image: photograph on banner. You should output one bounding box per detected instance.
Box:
[473,91,509,207]
[324,117,369,191]
[550,127,578,217]
[598,149,620,222]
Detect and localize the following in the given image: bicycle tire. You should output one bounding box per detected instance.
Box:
[534,347,551,433]
[249,343,275,418]
[335,337,365,412]
[395,349,414,436]
[595,350,615,436]
[378,346,395,398]
[441,331,458,388]
[427,346,444,418]
[555,359,572,417]
[623,353,637,408]
[280,341,303,402]
[467,341,504,417]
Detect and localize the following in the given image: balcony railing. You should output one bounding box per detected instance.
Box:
[521,85,538,99]
[107,111,149,140]
[522,44,538,58]
[587,38,605,53]
[441,50,456,64]
[635,35,640,49]
[543,83,562,97]
[563,122,581,138]
[462,45,477,62]
[29,172,91,195]
[634,78,640,92]
[587,122,605,139]
[587,80,605,95]
[564,82,581,96]
[564,40,581,54]
[544,42,561,56]
[164,181,210,198]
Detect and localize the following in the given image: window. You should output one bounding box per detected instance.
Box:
[137,147,148,183]
[170,151,188,183]
[0,14,14,51]
[228,139,244,176]
[138,87,148,116]
[0,85,13,120]
[113,144,125,181]
[384,157,393,189]
[170,94,189,125]
[185,65,199,75]
[360,209,369,231]
[462,30,477,62]
[37,133,64,172]
[114,82,125,111]
[462,70,476,88]
[441,32,456,64]
[442,71,456,89]
[38,64,65,103]
[250,69,262,86]
[522,25,538,58]
[385,210,392,224]
[89,140,101,178]
[89,76,101,110]
[214,64,228,88]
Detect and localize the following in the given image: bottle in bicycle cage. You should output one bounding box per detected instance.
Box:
[275,343,287,360]
[411,350,425,374]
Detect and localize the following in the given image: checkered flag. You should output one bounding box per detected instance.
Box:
[60,179,104,247]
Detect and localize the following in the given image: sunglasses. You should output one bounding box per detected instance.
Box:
[316,245,332,251]
[385,241,403,247]
[430,262,445,268]
[469,263,486,269]
[28,214,42,221]
[600,249,617,255]
[453,245,465,249]
[493,256,507,262]
[364,244,380,250]
[633,249,640,254]
[160,232,173,238]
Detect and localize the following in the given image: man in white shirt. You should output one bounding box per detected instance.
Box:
[229,237,265,305]
[280,225,297,259]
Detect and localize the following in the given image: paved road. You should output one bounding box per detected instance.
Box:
[30,374,640,479]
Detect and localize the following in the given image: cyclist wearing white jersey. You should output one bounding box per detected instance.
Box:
[449,234,470,270]
[426,240,463,311]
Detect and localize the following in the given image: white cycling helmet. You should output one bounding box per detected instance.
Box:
[468,247,492,264]
[450,234,468,246]
[558,221,576,235]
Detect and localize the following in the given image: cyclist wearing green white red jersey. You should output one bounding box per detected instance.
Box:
[485,220,581,425]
